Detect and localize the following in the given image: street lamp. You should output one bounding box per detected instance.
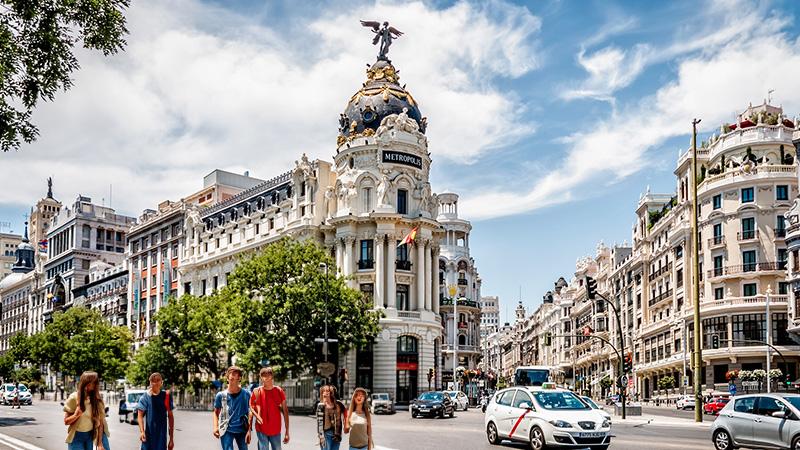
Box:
[767,285,772,393]
[448,284,458,392]
[320,262,329,362]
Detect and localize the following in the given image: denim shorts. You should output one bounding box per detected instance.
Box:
[68,431,110,450]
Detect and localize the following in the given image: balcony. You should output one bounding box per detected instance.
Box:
[442,344,480,353]
[395,260,412,271]
[703,294,787,313]
[397,310,421,320]
[708,235,726,249]
[737,230,759,241]
[358,259,374,270]
[775,228,787,238]
[707,261,785,278]
[439,297,480,309]
[648,289,673,307]
[648,262,672,281]
[457,278,468,286]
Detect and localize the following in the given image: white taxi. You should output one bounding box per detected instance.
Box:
[484,385,611,450]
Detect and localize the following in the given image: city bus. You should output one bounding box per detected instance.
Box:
[513,365,554,387]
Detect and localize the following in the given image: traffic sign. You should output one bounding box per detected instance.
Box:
[728,384,737,396]
[317,362,336,377]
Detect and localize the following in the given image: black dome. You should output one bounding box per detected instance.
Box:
[338,60,424,141]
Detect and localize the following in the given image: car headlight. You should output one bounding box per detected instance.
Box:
[602,419,611,428]
[549,420,572,428]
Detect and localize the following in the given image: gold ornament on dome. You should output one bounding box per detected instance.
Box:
[348,85,416,106]
[366,65,399,83]
[337,128,376,146]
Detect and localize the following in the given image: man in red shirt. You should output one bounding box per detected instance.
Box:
[249,367,290,450]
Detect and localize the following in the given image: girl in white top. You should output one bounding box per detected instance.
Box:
[344,387,372,450]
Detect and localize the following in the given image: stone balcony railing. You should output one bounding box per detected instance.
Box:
[439,297,480,309]
[707,261,785,279]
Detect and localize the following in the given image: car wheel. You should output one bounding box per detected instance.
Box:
[411,411,417,418]
[529,426,547,450]
[792,435,800,450]
[487,421,501,445]
[439,409,445,419]
[713,429,733,450]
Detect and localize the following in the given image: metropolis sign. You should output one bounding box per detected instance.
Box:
[382,150,422,169]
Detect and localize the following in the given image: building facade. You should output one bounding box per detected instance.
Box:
[0,233,22,281]
[0,225,35,353]
[480,295,500,340]
[72,261,129,327]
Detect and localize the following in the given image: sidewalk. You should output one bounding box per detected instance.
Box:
[612,414,713,428]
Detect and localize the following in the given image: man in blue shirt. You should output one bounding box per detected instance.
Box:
[214,366,252,450]
[136,372,175,450]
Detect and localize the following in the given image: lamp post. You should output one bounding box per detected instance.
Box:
[767,285,772,393]
[448,284,458,391]
[691,118,703,422]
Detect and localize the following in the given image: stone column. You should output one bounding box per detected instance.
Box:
[345,236,357,287]
[432,245,440,314]
[387,235,396,309]
[335,238,343,274]
[425,242,432,311]
[375,234,385,309]
[417,239,426,311]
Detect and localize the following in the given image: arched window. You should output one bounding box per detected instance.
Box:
[397,335,418,354]
[458,334,466,346]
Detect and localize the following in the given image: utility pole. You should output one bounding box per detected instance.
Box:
[767,285,772,393]
[691,118,703,422]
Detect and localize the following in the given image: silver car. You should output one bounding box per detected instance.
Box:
[711,393,800,449]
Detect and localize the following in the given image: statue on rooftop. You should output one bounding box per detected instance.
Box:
[360,20,403,60]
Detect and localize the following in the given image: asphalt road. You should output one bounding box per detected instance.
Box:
[0,399,715,450]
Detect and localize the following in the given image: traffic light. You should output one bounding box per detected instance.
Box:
[787,374,793,388]
[712,334,720,349]
[427,368,434,383]
[544,332,552,347]
[585,276,598,300]
[623,353,632,373]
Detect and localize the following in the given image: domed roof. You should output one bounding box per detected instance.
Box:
[338,60,425,144]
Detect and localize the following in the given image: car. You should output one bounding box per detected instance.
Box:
[119,389,146,423]
[711,393,800,450]
[604,394,619,406]
[411,391,455,418]
[580,396,611,423]
[371,393,395,414]
[445,390,469,411]
[2,383,32,405]
[676,395,695,410]
[704,397,730,415]
[485,385,611,450]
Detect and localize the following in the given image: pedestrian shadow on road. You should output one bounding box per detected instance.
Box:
[0,417,35,427]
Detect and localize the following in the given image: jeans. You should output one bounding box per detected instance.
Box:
[349,447,367,450]
[256,432,281,450]
[320,429,340,450]
[68,431,110,450]
[220,431,248,450]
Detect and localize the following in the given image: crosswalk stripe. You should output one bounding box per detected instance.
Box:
[0,433,45,450]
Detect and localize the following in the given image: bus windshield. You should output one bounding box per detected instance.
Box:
[514,368,550,387]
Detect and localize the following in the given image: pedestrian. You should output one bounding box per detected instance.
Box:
[63,371,111,450]
[316,385,345,450]
[136,372,175,450]
[12,382,20,409]
[213,366,252,450]
[40,385,45,401]
[249,367,289,450]
[344,387,373,450]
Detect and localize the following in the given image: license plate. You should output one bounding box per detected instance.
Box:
[578,432,605,438]
[419,408,428,412]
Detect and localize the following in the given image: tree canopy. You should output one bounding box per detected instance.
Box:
[0,0,130,151]
[219,238,382,376]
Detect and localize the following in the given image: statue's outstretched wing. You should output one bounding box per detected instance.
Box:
[388,26,403,37]
[373,34,380,45]
[360,20,381,31]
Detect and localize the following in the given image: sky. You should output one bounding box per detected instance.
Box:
[2,0,800,324]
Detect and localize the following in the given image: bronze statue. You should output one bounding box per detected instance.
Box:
[360,20,403,60]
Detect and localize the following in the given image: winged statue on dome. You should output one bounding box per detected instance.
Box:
[360,20,403,60]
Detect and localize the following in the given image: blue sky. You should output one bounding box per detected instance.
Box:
[2,0,800,324]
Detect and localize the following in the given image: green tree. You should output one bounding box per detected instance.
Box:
[0,0,130,151]
[219,238,382,376]
[126,336,182,387]
[26,307,131,380]
[154,293,225,383]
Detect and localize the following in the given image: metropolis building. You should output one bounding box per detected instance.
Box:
[177,54,481,403]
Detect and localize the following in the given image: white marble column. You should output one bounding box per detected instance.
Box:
[416,240,426,312]
[432,245,440,314]
[375,234,385,309]
[335,238,343,274]
[425,242,432,311]
[387,235,396,309]
[343,236,353,277]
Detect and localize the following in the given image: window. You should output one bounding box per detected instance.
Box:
[743,283,757,297]
[497,390,515,407]
[359,284,374,302]
[714,287,724,300]
[773,313,793,345]
[734,397,756,414]
[713,194,721,210]
[397,189,408,214]
[741,217,755,240]
[741,187,754,203]
[713,255,723,276]
[213,276,218,292]
[756,396,785,416]
[777,185,789,201]
[359,240,374,269]
[675,246,683,258]
[363,187,372,212]
[779,282,789,295]
[396,284,410,310]
[703,316,727,349]
[397,243,409,262]
[733,313,766,345]
[742,250,757,272]
[201,279,207,296]
[512,390,533,409]
[779,249,788,270]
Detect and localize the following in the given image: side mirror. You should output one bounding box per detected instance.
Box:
[772,410,786,419]
[519,402,532,410]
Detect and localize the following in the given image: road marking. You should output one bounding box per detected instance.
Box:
[0,433,45,450]
[374,446,400,450]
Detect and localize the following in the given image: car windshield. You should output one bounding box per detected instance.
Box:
[515,369,550,387]
[127,392,144,403]
[18,385,27,392]
[534,392,590,410]
[785,397,800,411]
[373,394,389,400]
[418,392,442,401]
[445,392,457,398]
[582,397,599,409]
[4,385,12,391]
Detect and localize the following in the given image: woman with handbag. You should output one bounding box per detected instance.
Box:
[63,371,111,450]
[316,385,345,450]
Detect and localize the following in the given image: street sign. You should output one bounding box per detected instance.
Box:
[317,362,336,377]
[729,384,737,396]
[684,377,689,386]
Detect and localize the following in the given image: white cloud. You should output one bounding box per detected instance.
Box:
[461,30,800,220]
[0,0,541,216]
[562,45,650,103]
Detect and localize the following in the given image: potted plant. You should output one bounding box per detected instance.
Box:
[739,370,753,381]
[725,370,739,383]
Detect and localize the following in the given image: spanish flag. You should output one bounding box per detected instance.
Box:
[398,226,418,247]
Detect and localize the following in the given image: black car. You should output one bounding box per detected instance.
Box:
[411,391,455,418]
